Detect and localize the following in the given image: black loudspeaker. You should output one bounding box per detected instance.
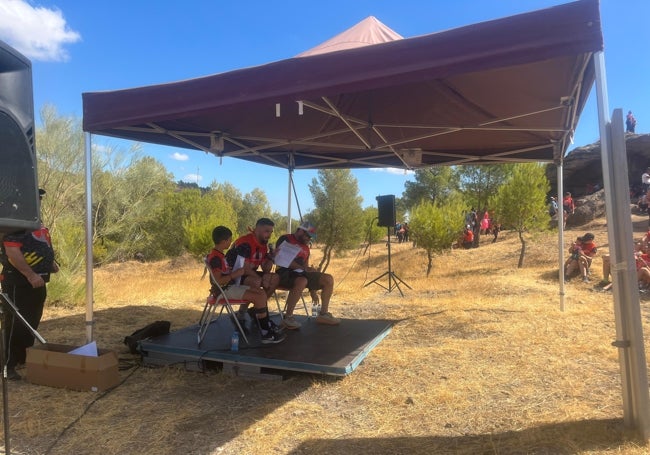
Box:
[0,40,40,233]
[376,195,396,227]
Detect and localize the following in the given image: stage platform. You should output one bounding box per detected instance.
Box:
[138,314,394,378]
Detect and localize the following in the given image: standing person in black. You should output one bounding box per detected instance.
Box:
[0,189,58,380]
[626,111,637,133]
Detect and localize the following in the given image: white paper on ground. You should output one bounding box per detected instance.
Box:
[68,341,99,357]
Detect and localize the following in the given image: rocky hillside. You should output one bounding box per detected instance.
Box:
[546,133,650,197]
[565,189,606,228]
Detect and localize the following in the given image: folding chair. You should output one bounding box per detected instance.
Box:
[273,286,310,318]
[197,258,250,346]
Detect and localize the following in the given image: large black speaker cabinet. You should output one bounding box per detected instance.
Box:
[376,194,396,227]
[0,40,40,233]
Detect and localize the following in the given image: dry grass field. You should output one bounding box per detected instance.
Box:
[4,214,650,454]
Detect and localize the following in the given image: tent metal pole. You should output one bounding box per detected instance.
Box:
[594,51,650,440]
[557,161,565,311]
[287,168,292,233]
[84,132,94,343]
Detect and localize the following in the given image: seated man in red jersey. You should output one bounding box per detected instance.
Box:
[225,218,280,325]
[274,222,340,330]
[207,226,284,344]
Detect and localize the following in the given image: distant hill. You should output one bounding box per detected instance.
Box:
[546,133,650,197]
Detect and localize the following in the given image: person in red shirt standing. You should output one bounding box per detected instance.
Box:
[562,192,575,229]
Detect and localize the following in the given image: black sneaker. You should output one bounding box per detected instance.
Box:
[268,318,284,333]
[260,325,286,344]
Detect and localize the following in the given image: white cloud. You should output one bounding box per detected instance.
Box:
[182,174,202,183]
[171,152,189,161]
[0,0,81,62]
[369,167,415,176]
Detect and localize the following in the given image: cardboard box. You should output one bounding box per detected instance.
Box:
[26,343,120,392]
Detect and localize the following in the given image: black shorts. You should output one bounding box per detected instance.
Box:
[277,269,322,290]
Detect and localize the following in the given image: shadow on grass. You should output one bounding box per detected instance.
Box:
[39,304,203,352]
[19,305,322,455]
[23,307,640,455]
[289,418,639,455]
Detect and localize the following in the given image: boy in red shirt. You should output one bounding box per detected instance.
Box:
[208,226,284,344]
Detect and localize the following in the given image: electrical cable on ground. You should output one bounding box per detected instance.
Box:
[43,362,141,455]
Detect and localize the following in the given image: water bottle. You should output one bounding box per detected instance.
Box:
[230,331,239,352]
[312,302,320,318]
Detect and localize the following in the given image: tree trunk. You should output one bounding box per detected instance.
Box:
[426,250,433,276]
[518,230,527,268]
[318,244,333,273]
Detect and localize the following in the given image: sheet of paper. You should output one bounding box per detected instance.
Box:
[274,241,301,268]
[232,255,245,285]
[68,341,98,357]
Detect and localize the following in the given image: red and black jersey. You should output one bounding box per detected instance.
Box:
[1,226,55,286]
[275,233,310,271]
[225,232,269,270]
[206,248,232,286]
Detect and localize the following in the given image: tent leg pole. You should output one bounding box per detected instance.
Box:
[557,161,565,312]
[287,168,292,232]
[84,132,94,343]
[595,50,650,441]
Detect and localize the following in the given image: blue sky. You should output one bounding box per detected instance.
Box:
[0,0,647,215]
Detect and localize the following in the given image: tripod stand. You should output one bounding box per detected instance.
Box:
[364,226,411,296]
[0,292,46,455]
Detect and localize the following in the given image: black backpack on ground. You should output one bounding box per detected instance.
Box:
[123,320,171,354]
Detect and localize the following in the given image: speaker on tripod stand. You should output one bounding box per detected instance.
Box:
[365,195,411,295]
[376,194,396,228]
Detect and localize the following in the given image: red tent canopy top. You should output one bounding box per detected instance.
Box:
[83,0,603,170]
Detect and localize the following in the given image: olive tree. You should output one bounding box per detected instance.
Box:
[490,163,550,268]
[308,169,364,272]
[409,197,466,276]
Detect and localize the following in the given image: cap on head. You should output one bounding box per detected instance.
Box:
[298,221,316,238]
